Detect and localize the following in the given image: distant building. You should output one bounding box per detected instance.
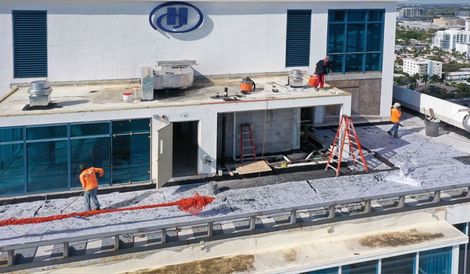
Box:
[433,29,470,51]
[455,42,470,59]
[456,10,470,18]
[432,17,465,28]
[399,7,424,18]
[398,20,439,31]
[446,70,470,81]
[403,58,442,78]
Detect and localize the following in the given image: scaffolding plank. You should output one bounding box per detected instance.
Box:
[236,160,272,175]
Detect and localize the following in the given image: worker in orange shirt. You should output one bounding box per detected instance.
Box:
[79,163,104,211]
[387,102,402,138]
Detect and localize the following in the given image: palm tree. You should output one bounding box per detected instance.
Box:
[420,74,430,85]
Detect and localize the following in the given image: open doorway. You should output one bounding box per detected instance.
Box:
[172,121,198,177]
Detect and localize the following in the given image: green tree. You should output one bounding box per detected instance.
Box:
[430,74,440,83]
[420,74,430,85]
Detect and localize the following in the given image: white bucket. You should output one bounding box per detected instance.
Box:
[122,91,133,103]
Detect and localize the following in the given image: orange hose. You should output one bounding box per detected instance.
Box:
[0,193,215,227]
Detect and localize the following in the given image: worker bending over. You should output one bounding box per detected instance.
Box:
[79,163,104,211]
[313,56,332,91]
[387,102,402,138]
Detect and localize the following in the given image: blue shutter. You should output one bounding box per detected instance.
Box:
[286,10,311,67]
[13,10,48,78]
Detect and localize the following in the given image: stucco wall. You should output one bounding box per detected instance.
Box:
[0,0,396,118]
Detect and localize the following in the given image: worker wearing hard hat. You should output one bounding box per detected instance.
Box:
[387,103,402,138]
[79,163,104,211]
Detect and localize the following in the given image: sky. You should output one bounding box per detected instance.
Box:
[407,0,469,4]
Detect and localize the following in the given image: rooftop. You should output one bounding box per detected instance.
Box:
[0,112,469,247]
[0,76,349,118]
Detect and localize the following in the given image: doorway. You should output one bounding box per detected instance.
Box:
[172,121,198,177]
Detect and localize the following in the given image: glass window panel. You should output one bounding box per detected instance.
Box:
[346,54,364,72]
[27,141,68,193]
[71,137,110,188]
[347,10,365,22]
[328,24,345,53]
[0,144,24,196]
[329,10,345,22]
[0,127,23,143]
[382,253,415,274]
[303,267,338,274]
[342,260,377,274]
[467,241,470,274]
[367,23,382,51]
[112,119,150,134]
[459,244,466,274]
[329,55,344,73]
[419,247,452,274]
[366,53,381,71]
[70,123,109,137]
[367,10,383,22]
[346,24,365,52]
[454,223,467,233]
[112,133,150,184]
[27,125,67,140]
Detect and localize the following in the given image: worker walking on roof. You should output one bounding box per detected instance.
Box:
[387,102,402,138]
[79,163,103,211]
[313,56,332,91]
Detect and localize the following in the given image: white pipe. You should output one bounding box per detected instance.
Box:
[232,112,240,161]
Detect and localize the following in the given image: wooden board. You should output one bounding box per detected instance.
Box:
[236,160,272,175]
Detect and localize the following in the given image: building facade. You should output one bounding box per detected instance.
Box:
[402,58,442,78]
[398,7,424,18]
[446,70,470,81]
[0,0,398,198]
[433,29,470,51]
[456,42,470,59]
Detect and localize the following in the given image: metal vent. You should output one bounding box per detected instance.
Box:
[13,10,48,78]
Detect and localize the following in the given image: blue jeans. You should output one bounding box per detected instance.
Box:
[388,123,399,137]
[84,188,100,211]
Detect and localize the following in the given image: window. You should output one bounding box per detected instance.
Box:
[342,260,378,274]
[303,267,339,274]
[27,140,68,193]
[12,10,48,78]
[0,144,24,196]
[419,247,452,274]
[327,10,384,73]
[286,10,312,67]
[112,119,151,184]
[382,253,415,274]
[0,120,151,197]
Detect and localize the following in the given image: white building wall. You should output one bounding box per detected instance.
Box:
[0,0,397,119]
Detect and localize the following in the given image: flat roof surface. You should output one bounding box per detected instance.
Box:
[33,214,466,274]
[0,112,469,246]
[0,76,349,117]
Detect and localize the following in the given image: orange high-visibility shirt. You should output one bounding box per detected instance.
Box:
[79,167,104,191]
[390,107,401,123]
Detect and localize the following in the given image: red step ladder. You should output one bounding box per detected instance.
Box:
[325,115,368,176]
[240,124,257,162]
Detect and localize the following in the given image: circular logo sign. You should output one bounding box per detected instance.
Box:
[149,1,204,33]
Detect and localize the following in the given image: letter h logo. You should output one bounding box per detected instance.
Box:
[165,7,188,29]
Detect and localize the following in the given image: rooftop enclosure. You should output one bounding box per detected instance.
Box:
[0,0,397,119]
[0,76,351,197]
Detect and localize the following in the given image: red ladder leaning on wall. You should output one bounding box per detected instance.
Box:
[325,115,368,176]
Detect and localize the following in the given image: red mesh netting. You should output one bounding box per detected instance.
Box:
[0,193,215,227]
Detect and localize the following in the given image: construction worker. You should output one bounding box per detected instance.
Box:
[387,102,402,138]
[313,56,332,91]
[79,163,103,211]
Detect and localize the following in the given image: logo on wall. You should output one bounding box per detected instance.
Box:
[149,2,204,33]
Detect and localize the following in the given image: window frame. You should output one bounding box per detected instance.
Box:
[327,9,385,74]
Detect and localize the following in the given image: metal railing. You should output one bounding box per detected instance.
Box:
[1,183,470,271]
